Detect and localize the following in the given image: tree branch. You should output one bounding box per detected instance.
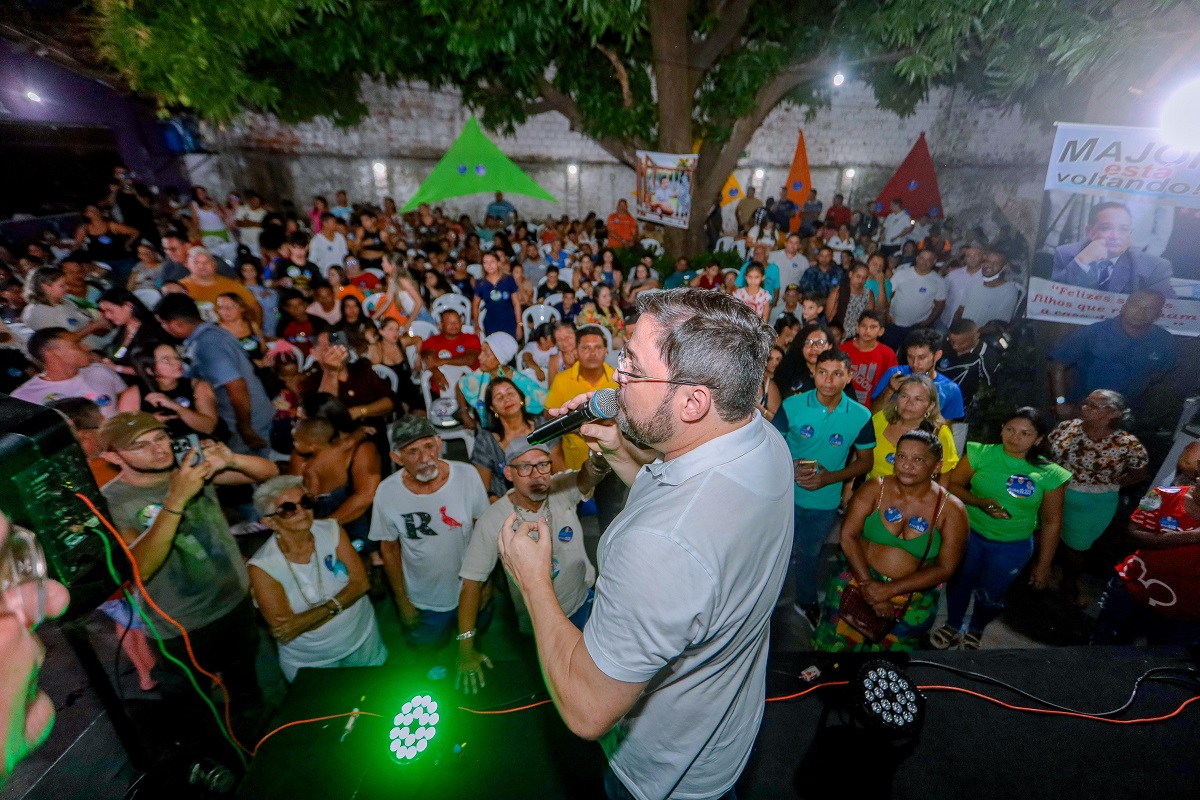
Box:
[535,76,636,167]
[524,98,555,115]
[689,0,755,76]
[596,44,634,109]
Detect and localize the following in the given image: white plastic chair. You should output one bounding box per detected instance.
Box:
[477,307,487,336]
[372,363,399,392]
[640,238,664,256]
[522,304,561,333]
[733,240,747,260]
[715,236,735,253]
[432,293,471,323]
[407,319,439,341]
[419,365,475,455]
[467,263,484,280]
[133,288,162,310]
[543,293,565,310]
[364,267,386,280]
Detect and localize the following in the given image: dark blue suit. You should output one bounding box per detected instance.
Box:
[1051,241,1174,297]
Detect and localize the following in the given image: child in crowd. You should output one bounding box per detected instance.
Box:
[734,262,772,323]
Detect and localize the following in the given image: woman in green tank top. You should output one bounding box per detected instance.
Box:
[813,428,969,652]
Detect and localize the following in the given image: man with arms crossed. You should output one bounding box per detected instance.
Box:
[498,289,792,800]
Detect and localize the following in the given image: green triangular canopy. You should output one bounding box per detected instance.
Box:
[401,116,557,212]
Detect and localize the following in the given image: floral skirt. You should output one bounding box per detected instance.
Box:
[811,553,942,652]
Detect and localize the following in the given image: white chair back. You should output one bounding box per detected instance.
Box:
[477,307,487,335]
[467,263,484,280]
[432,293,471,323]
[640,238,664,256]
[543,293,565,310]
[407,319,439,341]
[522,304,561,333]
[372,364,399,392]
[133,288,163,310]
[733,240,746,259]
[715,236,735,253]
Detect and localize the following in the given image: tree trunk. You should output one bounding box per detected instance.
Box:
[649,0,693,259]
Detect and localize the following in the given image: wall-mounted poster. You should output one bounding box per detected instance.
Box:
[634,150,697,230]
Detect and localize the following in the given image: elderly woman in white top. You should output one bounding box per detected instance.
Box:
[248,476,387,681]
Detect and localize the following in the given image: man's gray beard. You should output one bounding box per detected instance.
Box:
[616,388,676,447]
[412,463,440,482]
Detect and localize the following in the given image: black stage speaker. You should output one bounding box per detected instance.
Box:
[0,395,120,617]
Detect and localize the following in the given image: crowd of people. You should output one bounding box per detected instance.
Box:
[0,169,1196,783]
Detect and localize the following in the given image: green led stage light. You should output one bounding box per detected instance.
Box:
[388,694,440,763]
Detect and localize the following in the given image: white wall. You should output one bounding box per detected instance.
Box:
[194,79,1054,241]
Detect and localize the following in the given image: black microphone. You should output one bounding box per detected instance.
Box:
[528,388,619,446]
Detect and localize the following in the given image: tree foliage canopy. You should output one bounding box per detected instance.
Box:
[91,0,1195,247]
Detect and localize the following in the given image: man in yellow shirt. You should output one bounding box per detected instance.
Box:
[181,246,263,325]
[546,325,626,531]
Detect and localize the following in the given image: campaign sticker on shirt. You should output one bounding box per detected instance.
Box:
[886,452,896,465]
[98,235,112,245]
[287,266,301,277]
[883,506,904,523]
[455,345,465,354]
[558,525,574,543]
[324,554,349,578]
[490,290,503,301]
[176,397,191,408]
[438,349,452,359]
[798,425,815,439]
[830,277,840,287]
[67,317,80,327]
[908,516,930,534]
[1006,474,1036,498]
[918,287,927,293]
[1161,516,1180,532]
[1139,492,1163,511]
[95,394,112,407]
[550,556,560,581]
[828,433,844,447]
[136,504,163,532]
[938,358,950,369]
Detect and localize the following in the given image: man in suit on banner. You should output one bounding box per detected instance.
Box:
[1052,202,1175,297]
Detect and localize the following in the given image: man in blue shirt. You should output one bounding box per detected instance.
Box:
[774,349,874,625]
[798,247,847,299]
[486,191,518,223]
[663,257,699,290]
[871,328,966,421]
[1049,289,1178,419]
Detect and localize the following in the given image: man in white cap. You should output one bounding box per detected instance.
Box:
[455,435,610,693]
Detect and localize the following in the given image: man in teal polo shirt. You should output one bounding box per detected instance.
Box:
[773,348,874,625]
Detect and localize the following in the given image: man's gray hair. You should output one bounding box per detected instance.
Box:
[635,288,774,421]
[186,246,214,265]
[253,475,306,517]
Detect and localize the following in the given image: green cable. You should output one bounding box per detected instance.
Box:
[92,527,249,768]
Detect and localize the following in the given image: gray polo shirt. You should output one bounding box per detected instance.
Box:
[182,322,273,455]
[583,414,793,800]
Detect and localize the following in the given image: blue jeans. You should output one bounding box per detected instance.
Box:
[603,766,736,800]
[793,506,841,605]
[568,588,594,632]
[1091,575,1200,646]
[944,530,1034,635]
[405,601,494,649]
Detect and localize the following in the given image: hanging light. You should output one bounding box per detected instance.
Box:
[25,90,42,103]
[833,72,845,87]
[567,163,579,175]
[1160,77,1200,150]
[844,168,856,179]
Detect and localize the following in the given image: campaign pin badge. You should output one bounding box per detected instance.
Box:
[799,425,815,439]
[908,516,930,534]
[490,290,502,301]
[828,433,844,446]
[1161,516,1180,532]
[1006,475,1036,498]
[886,453,896,465]
[883,506,904,524]
[558,526,574,543]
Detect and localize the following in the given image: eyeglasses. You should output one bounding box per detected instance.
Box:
[511,460,553,477]
[615,349,702,386]
[268,494,316,518]
[803,338,830,348]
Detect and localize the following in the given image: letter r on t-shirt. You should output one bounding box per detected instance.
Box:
[401,512,436,540]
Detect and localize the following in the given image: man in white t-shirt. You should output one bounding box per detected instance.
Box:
[956,249,1022,327]
[884,249,946,353]
[10,328,126,417]
[939,241,985,328]
[455,436,609,694]
[768,233,810,289]
[878,198,913,256]
[308,213,349,276]
[369,416,489,649]
[233,191,267,256]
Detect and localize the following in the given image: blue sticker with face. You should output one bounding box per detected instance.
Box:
[95,394,112,406]
[558,526,574,543]
[1006,475,1036,498]
[1161,516,1180,532]
[490,290,502,301]
[324,554,349,579]
[798,425,815,439]
[883,506,903,523]
[550,556,560,580]
[908,516,930,534]
[918,287,927,293]
[886,452,896,465]
[828,433,844,447]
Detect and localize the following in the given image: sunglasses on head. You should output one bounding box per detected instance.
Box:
[268,494,316,518]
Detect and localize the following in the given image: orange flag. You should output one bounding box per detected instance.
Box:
[783,130,813,233]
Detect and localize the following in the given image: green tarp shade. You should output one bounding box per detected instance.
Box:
[401,116,557,212]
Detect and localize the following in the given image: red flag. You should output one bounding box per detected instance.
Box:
[783,130,813,233]
[874,132,944,220]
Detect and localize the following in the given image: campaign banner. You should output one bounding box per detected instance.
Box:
[634,150,696,229]
[1026,276,1200,336]
[1031,123,1200,336]
[1045,123,1200,209]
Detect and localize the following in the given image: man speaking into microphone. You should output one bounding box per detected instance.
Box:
[498,289,793,800]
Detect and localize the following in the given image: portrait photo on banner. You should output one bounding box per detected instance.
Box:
[1030,122,1200,336]
[634,150,697,230]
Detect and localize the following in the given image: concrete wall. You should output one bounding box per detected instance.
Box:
[193,79,1054,240]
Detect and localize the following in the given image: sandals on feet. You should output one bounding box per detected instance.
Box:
[961,632,983,650]
[928,625,961,650]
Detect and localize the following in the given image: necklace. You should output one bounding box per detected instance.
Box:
[277,533,324,607]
